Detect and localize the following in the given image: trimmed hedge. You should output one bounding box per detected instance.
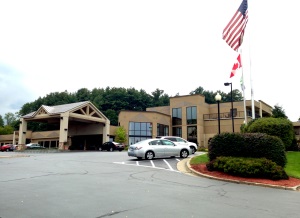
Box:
[243,117,295,151]
[208,132,287,167]
[206,156,289,180]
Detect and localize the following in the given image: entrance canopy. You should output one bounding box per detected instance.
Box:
[18,101,110,150]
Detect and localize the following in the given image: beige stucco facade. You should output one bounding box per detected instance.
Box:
[119,94,273,147]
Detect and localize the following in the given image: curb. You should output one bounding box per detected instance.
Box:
[179,157,300,191]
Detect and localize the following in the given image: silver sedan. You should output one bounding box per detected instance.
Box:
[128,138,192,160]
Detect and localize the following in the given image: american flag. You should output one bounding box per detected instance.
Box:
[223,0,248,51]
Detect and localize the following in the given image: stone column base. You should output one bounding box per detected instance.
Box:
[18,144,27,151]
[59,142,65,150]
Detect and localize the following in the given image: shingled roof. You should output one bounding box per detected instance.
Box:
[22,101,107,120]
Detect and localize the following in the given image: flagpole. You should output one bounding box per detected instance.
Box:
[247,0,255,119]
[239,48,247,124]
[222,0,251,120]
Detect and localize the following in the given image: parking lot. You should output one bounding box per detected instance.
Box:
[1,151,300,218]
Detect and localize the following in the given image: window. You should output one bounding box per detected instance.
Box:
[149,140,162,145]
[128,122,152,145]
[172,127,182,137]
[230,108,237,117]
[161,140,174,146]
[187,106,197,125]
[157,124,169,136]
[187,126,197,144]
[164,137,176,142]
[172,108,182,125]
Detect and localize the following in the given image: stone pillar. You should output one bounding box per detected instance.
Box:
[102,120,110,143]
[59,113,69,150]
[259,101,263,118]
[18,118,27,150]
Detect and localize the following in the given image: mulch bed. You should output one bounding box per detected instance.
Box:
[191,164,300,188]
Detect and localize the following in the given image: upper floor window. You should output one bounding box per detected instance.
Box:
[187,106,197,125]
[172,108,182,125]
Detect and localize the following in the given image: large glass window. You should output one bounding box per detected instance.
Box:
[172,127,182,137]
[172,108,182,125]
[128,122,152,145]
[157,124,169,136]
[187,126,197,144]
[187,106,197,125]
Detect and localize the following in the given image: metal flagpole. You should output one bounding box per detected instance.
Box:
[247,0,255,119]
[250,54,255,119]
[239,48,247,124]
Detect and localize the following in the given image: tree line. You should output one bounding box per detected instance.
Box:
[0,86,244,133]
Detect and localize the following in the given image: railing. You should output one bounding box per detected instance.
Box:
[203,111,261,120]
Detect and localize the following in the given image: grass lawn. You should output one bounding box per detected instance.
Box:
[285,152,300,179]
[191,151,300,179]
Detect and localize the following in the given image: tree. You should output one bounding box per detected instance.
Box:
[103,109,118,126]
[114,126,127,144]
[272,104,288,119]
[4,112,16,126]
[76,88,91,102]
[190,86,204,95]
[151,88,169,107]
[0,115,4,127]
[0,125,14,134]
[190,86,243,104]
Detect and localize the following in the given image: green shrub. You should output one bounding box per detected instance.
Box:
[206,156,289,180]
[208,132,287,167]
[244,117,295,151]
[197,145,208,152]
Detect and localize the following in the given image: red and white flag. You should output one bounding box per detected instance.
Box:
[223,0,248,51]
[230,54,242,78]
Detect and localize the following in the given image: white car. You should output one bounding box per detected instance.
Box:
[156,136,198,154]
[128,138,192,160]
[26,143,45,149]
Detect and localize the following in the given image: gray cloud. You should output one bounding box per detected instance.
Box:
[0,63,35,117]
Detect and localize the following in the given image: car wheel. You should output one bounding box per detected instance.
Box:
[180,149,189,158]
[191,147,196,154]
[109,147,114,152]
[145,151,154,160]
[99,147,103,151]
[6,148,9,152]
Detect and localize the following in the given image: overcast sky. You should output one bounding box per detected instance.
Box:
[1,0,299,121]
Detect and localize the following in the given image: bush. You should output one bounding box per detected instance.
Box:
[208,132,287,167]
[244,117,295,151]
[197,145,208,152]
[206,156,289,180]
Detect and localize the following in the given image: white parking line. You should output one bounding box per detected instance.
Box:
[176,158,181,162]
[136,161,139,166]
[163,159,174,171]
[150,160,155,168]
[113,162,180,173]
